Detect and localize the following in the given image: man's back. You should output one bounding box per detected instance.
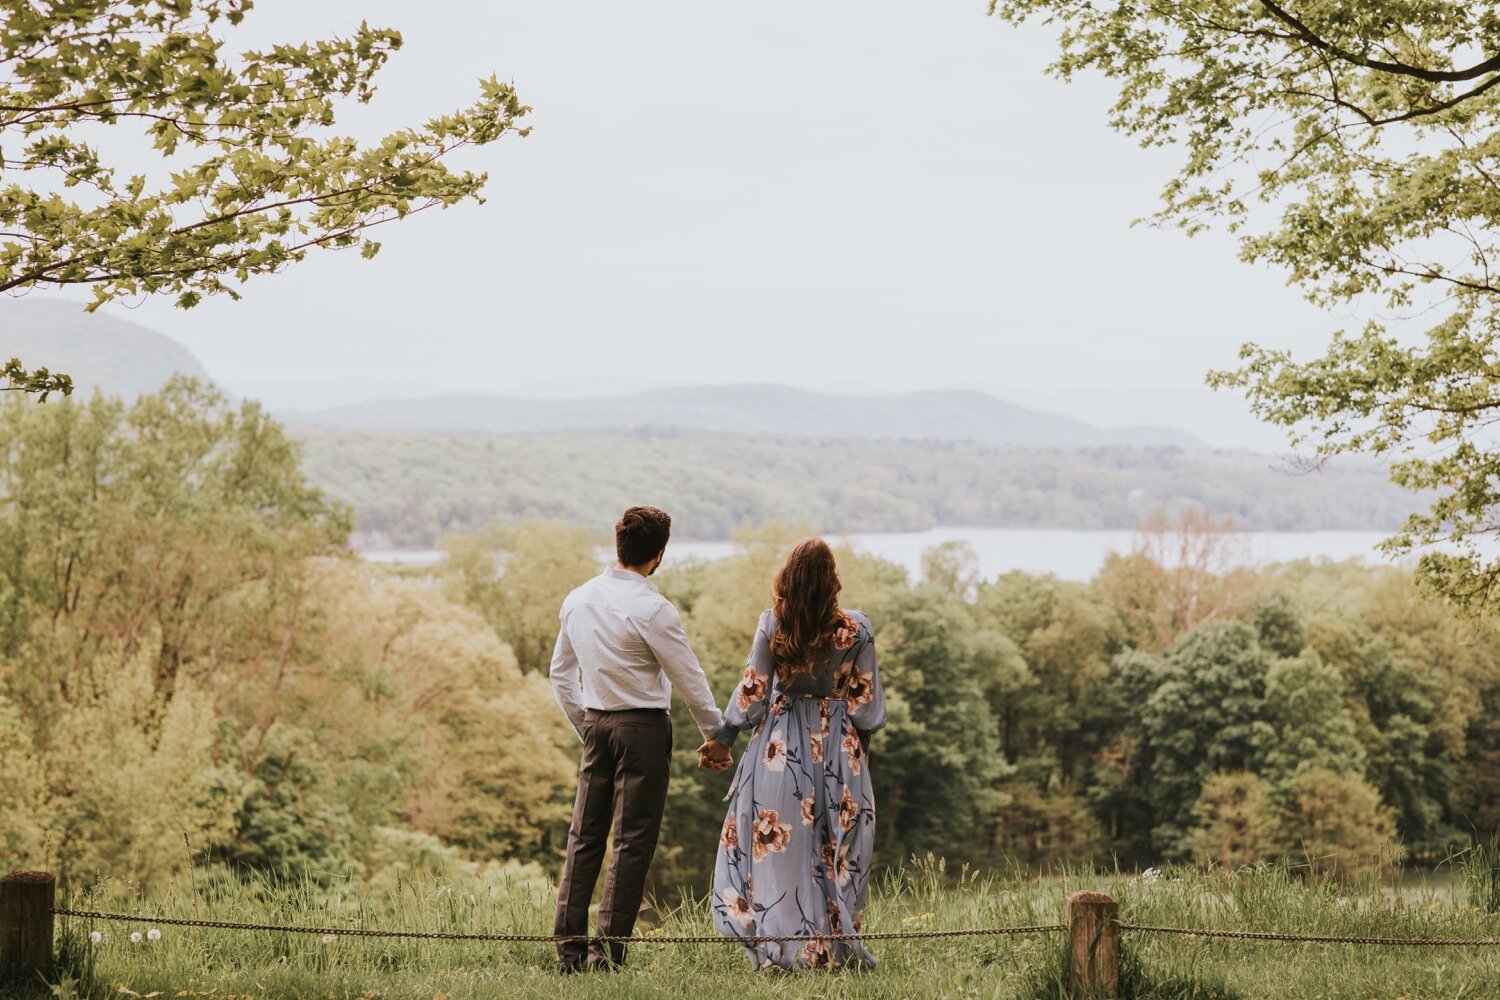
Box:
[550,566,724,743]
[549,506,729,972]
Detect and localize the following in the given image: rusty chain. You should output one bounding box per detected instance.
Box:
[51,907,1500,948]
[50,907,1063,945]
[1119,923,1500,947]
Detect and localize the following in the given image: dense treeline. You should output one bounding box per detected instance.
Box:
[644,529,1500,889]
[2,382,1496,906]
[294,429,1418,547]
[0,381,577,894]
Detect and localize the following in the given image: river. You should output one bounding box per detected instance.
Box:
[359,527,1417,582]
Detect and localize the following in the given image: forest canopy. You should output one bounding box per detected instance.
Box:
[295,429,1419,547]
[991,0,1500,614]
[3,383,1496,900]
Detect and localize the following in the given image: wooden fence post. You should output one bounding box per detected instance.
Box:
[0,871,55,985]
[1066,889,1119,1000]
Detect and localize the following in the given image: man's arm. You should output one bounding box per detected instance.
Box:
[641,601,725,741]
[549,621,587,741]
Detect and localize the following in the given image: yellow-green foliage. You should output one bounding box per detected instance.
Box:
[440,520,603,674]
[302,560,576,861]
[5,382,1500,908]
[1188,771,1277,870]
[0,385,579,894]
[0,691,47,865]
[2,646,242,889]
[1276,766,1401,883]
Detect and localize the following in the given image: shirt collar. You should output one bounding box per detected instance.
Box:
[606,565,660,592]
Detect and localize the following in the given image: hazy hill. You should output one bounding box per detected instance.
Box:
[0,298,214,397]
[968,382,1290,453]
[296,429,1415,547]
[285,383,1207,449]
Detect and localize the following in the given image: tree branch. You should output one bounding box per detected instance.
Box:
[1256,0,1500,82]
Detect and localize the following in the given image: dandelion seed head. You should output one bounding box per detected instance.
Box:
[89,931,103,944]
[146,928,160,941]
[130,931,142,944]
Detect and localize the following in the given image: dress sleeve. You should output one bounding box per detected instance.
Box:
[845,612,885,737]
[715,610,775,748]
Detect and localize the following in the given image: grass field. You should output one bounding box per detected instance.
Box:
[14,859,1500,1000]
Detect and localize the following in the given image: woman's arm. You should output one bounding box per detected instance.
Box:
[714,610,776,747]
[846,612,886,738]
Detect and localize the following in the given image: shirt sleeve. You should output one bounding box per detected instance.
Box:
[641,599,726,742]
[548,616,587,742]
[715,610,775,748]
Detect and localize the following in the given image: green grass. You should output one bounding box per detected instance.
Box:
[9,860,1500,1000]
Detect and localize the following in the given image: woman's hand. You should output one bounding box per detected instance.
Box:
[697,737,733,772]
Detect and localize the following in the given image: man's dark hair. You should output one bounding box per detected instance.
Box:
[616,506,672,567]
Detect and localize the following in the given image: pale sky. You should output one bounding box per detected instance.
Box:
[41,0,1350,401]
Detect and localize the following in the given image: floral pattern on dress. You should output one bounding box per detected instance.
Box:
[842,732,865,776]
[751,808,792,861]
[764,736,788,772]
[711,608,886,971]
[736,665,767,711]
[723,886,755,929]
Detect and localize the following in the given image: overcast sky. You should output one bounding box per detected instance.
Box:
[37,0,1350,401]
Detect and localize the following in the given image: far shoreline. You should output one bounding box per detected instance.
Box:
[354,526,1419,583]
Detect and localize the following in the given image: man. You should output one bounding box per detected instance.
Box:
[549,505,733,972]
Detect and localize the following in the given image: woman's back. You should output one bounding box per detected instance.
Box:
[711,601,886,970]
[762,607,859,698]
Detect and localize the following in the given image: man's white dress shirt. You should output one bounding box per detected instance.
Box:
[549,566,725,742]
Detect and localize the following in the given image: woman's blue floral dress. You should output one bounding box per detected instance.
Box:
[711,608,886,970]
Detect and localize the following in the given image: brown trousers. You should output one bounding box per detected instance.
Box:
[553,707,673,968]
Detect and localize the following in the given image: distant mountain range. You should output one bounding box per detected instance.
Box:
[2,298,1268,452]
[963,382,1291,454]
[283,385,1207,449]
[1,299,213,398]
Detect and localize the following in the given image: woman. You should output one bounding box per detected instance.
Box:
[706,538,886,970]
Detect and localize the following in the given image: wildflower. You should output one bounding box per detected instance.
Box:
[130,931,143,944]
[146,929,161,942]
[89,931,103,945]
[320,934,338,945]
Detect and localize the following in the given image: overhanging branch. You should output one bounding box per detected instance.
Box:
[1257,0,1500,83]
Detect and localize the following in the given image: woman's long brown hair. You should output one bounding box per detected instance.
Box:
[770,538,844,680]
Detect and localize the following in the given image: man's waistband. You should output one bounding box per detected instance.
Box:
[583,706,670,718]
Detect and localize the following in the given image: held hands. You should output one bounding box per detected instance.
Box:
[696,737,733,772]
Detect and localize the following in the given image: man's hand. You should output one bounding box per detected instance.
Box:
[696,737,732,772]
